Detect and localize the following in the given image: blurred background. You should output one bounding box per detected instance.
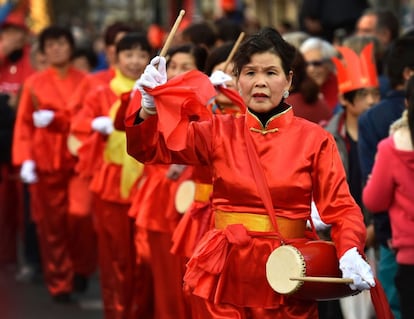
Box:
[5,0,414,40]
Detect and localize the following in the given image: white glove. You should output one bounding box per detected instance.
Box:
[135,56,167,110]
[20,160,38,184]
[209,70,232,87]
[339,247,375,291]
[32,110,55,128]
[91,116,114,135]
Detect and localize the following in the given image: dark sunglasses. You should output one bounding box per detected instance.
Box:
[305,59,326,67]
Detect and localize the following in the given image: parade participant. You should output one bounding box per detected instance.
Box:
[12,25,86,303]
[67,22,133,292]
[363,75,414,319]
[125,42,210,319]
[126,27,375,318]
[171,41,245,257]
[325,42,381,319]
[0,7,34,268]
[71,32,152,319]
[204,41,244,115]
[69,22,133,137]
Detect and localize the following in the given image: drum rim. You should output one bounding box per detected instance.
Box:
[174,180,196,214]
[266,244,306,295]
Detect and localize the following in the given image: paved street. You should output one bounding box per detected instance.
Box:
[0,266,103,319]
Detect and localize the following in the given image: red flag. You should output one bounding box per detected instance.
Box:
[146,70,216,151]
[216,85,247,113]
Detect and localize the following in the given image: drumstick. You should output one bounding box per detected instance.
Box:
[290,276,354,284]
[159,9,186,57]
[222,31,245,71]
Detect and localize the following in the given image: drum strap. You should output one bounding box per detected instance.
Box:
[243,121,318,242]
[243,121,282,240]
[370,278,395,319]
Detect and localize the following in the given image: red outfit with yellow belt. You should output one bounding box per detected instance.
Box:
[68,67,116,218]
[129,162,193,319]
[125,104,366,318]
[75,72,146,319]
[12,66,88,296]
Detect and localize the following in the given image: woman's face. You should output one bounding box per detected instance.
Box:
[237,52,292,113]
[44,36,72,67]
[117,46,150,80]
[302,48,331,86]
[167,52,197,79]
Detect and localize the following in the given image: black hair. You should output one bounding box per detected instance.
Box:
[104,22,133,46]
[115,32,152,55]
[233,27,296,77]
[166,44,208,72]
[72,47,98,70]
[342,90,359,105]
[384,36,414,89]
[204,42,234,75]
[405,75,414,145]
[376,9,400,42]
[181,22,217,50]
[38,25,75,54]
[214,18,242,43]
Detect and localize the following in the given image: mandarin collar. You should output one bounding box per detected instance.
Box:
[45,66,72,79]
[246,105,293,135]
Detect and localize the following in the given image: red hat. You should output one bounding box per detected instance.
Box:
[1,9,28,31]
[332,43,378,94]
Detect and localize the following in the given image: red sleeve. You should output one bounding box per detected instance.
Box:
[362,137,394,212]
[311,133,367,257]
[12,77,36,165]
[71,86,113,135]
[114,91,133,131]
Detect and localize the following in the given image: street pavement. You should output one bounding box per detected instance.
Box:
[0,265,103,319]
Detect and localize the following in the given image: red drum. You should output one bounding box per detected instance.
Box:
[266,240,358,300]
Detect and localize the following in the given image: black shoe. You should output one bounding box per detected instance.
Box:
[73,274,89,293]
[52,293,75,304]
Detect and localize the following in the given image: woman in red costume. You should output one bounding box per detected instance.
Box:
[71,33,152,319]
[126,27,375,319]
[171,41,244,260]
[127,43,208,319]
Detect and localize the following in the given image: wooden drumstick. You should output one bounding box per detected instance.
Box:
[290,276,354,284]
[159,9,186,57]
[222,31,245,71]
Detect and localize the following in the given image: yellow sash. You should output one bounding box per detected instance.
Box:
[104,69,143,198]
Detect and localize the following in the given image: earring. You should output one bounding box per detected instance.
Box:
[283,90,289,99]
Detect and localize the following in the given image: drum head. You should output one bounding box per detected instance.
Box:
[67,133,81,156]
[175,180,196,214]
[266,245,306,295]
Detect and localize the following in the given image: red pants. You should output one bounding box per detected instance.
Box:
[31,171,98,296]
[190,294,318,319]
[94,197,138,319]
[147,230,191,319]
[131,226,154,319]
[30,171,74,295]
[68,175,97,276]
